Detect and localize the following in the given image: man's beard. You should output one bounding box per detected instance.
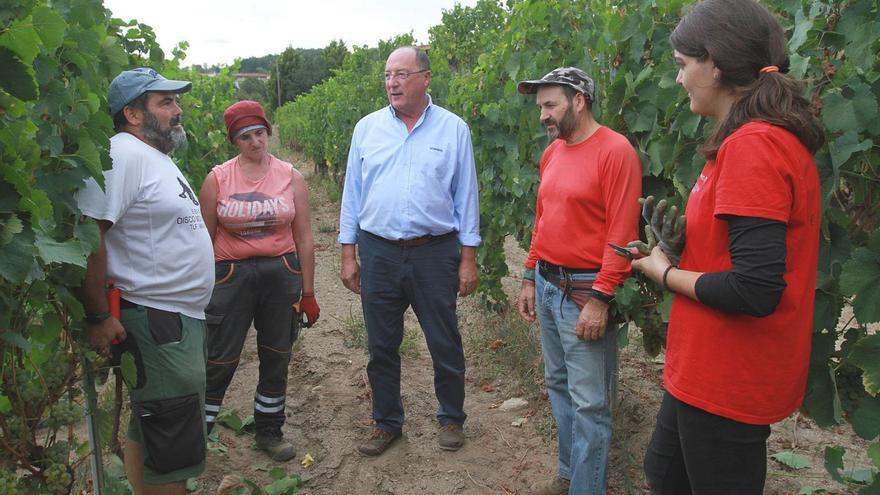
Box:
[142,110,187,154]
[544,105,577,141]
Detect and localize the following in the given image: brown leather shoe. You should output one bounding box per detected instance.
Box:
[438,423,465,451]
[357,428,401,456]
[533,476,571,495]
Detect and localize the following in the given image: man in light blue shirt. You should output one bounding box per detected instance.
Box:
[339,46,480,456]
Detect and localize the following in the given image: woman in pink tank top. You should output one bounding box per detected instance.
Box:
[198,100,319,461]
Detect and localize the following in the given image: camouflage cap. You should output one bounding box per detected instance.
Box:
[517,66,595,101]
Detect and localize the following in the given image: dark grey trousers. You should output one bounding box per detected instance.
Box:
[204,253,302,434]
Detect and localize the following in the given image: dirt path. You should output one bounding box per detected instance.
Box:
[192,147,870,495]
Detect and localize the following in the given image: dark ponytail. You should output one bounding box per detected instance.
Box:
[671,0,825,159]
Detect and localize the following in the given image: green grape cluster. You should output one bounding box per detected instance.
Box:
[44,442,70,465]
[42,352,75,392]
[42,463,72,495]
[0,469,23,495]
[836,364,868,418]
[44,401,83,430]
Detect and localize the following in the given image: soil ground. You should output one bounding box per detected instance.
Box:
[190,146,871,495]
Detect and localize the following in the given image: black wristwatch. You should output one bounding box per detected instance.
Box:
[84,312,111,324]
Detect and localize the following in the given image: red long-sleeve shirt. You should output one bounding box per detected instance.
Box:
[525,126,642,296]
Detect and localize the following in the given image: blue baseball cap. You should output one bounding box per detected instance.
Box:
[108,68,192,115]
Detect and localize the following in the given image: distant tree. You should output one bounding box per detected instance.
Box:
[237,78,270,108]
[324,39,349,73]
[239,54,278,73]
[268,47,341,108]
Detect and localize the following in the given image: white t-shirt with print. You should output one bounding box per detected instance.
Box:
[77,132,214,319]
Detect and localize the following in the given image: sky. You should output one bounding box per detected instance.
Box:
[103,0,479,67]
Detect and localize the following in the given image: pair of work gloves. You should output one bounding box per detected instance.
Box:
[629,196,687,265]
[297,293,320,328]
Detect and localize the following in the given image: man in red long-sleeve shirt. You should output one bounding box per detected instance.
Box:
[516,67,641,495]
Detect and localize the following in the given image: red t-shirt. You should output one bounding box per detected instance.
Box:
[666,121,820,424]
[525,126,642,296]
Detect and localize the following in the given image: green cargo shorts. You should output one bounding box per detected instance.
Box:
[116,302,207,485]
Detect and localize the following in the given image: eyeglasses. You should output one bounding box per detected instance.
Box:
[383,69,430,81]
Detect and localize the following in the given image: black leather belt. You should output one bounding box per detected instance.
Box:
[538,260,599,280]
[365,230,456,247]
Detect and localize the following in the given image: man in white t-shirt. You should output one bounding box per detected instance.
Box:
[78,68,214,495]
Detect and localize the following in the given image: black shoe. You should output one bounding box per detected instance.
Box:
[255,430,296,462]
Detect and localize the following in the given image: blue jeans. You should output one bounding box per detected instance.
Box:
[535,266,618,494]
[358,231,465,433]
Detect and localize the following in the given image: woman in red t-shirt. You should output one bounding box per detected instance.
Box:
[630,0,825,493]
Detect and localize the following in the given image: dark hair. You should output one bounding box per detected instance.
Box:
[671,0,824,158]
[559,85,592,112]
[112,93,149,132]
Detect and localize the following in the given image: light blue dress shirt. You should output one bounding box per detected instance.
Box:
[338,95,481,247]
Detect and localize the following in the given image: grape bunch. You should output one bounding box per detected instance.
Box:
[42,463,72,495]
[836,364,867,418]
[44,401,84,430]
[0,469,23,495]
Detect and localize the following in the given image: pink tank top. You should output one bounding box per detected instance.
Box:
[211,154,297,261]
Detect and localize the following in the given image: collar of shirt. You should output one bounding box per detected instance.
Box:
[387,94,433,129]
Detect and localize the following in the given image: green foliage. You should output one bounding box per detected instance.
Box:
[771,451,813,470]
[267,41,351,110]
[0,2,236,492]
[216,407,255,434]
[0,0,125,491]
[235,468,302,495]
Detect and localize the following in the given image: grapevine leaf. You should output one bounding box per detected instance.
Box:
[869,443,880,469]
[0,395,10,414]
[0,229,37,283]
[35,230,89,267]
[0,213,24,245]
[788,9,812,52]
[840,247,880,324]
[801,331,841,425]
[77,136,104,179]
[851,82,879,133]
[217,408,244,432]
[101,36,128,68]
[0,330,32,351]
[32,6,67,52]
[0,46,38,101]
[847,469,875,483]
[74,220,100,255]
[822,91,858,133]
[859,479,880,495]
[824,446,846,483]
[770,451,812,470]
[120,352,137,387]
[829,132,873,170]
[0,16,41,63]
[849,334,880,396]
[812,289,842,333]
[852,395,880,440]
